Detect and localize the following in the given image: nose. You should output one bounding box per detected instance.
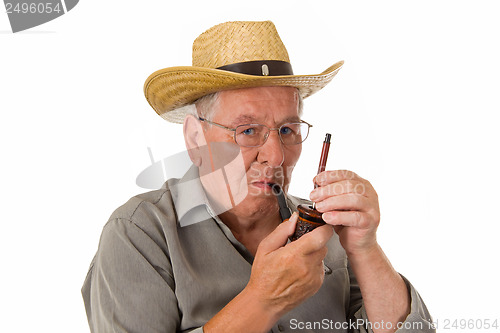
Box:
[257,130,284,167]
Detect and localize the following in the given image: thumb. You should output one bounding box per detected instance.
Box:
[257,212,298,255]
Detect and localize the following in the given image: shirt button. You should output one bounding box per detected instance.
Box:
[278,324,284,331]
[324,263,332,275]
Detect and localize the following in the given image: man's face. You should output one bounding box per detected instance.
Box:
[199,86,302,213]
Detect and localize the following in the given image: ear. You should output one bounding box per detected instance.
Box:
[183,115,206,167]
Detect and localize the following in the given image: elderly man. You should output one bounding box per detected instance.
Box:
[82,21,434,333]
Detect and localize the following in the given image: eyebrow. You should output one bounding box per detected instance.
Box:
[229,115,257,127]
[281,116,302,124]
[230,115,302,127]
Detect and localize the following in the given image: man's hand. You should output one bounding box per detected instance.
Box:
[310,170,412,333]
[310,170,380,256]
[205,213,334,333]
[247,212,334,318]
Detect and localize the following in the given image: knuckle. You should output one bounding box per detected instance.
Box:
[320,247,328,259]
[351,194,362,206]
[296,263,309,279]
[354,182,366,195]
[354,211,367,228]
[353,210,361,222]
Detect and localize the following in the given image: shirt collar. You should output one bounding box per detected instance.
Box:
[167,165,212,227]
[167,164,299,261]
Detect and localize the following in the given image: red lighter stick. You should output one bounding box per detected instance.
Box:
[312,133,331,210]
[315,133,331,189]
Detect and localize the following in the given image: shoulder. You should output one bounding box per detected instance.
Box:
[107,180,178,227]
[99,180,182,251]
[112,184,170,218]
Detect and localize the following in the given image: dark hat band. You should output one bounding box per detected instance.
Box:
[216,60,293,76]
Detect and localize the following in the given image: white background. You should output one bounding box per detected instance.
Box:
[1,0,499,332]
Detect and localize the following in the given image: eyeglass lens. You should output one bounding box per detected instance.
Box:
[234,123,309,147]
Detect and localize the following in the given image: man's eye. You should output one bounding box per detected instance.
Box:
[280,126,293,135]
[242,127,256,135]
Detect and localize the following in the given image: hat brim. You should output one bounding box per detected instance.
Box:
[144,60,344,123]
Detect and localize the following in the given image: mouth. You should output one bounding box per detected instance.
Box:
[250,180,278,190]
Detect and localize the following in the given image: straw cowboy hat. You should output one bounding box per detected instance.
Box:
[144,21,344,123]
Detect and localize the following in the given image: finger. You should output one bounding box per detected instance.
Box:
[291,224,333,255]
[313,170,362,187]
[305,246,328,263]
[300,248,329,276]
[257,212,298,255]
[314,193,371,213]
[310,179,369,202]
[322,211,376,229]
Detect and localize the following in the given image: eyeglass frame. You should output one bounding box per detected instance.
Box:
[197,116,313,148]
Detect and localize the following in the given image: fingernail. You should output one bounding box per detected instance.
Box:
[309,190,318,200]
[287,212,298,225]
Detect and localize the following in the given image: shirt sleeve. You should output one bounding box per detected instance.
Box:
[348,265,435,333]
[81,218,202,333]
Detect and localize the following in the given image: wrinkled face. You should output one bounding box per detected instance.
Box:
[199,86,302,213]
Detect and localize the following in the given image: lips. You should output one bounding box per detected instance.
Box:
[247,166,284,190]
[250,180,277,189]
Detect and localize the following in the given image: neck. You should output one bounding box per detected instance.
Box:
[200,176,284,256]
[219,205,281,256]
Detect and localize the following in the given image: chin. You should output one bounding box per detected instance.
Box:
[234,194,278,216]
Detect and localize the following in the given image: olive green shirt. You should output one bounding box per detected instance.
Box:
[82,167,435,332]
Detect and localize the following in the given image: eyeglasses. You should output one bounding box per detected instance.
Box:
[198,117,313,148]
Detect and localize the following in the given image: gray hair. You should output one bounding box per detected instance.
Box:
[192,92,222,121]
[188,89,304,122]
